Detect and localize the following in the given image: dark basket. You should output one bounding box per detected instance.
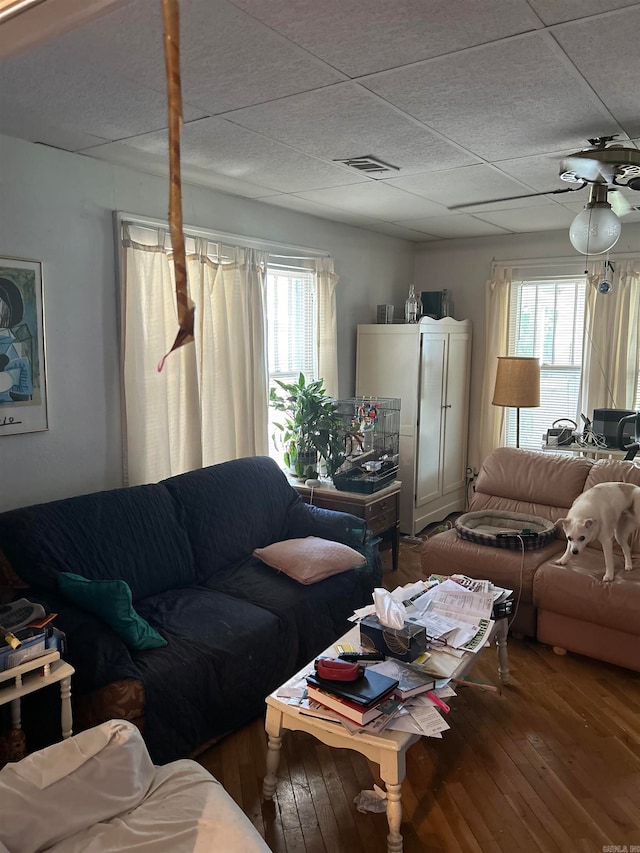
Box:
[333,469,396,494]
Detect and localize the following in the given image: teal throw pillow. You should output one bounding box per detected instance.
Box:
[57,572,167,651]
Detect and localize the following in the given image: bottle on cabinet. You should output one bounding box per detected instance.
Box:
[404,284,419,323]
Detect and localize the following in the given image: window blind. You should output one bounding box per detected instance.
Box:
[266,266,318,466]
[507,277,586,449]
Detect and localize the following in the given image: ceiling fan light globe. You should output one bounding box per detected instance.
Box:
[569,206,621,255]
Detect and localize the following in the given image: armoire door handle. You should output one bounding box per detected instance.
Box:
[442,404,452,409]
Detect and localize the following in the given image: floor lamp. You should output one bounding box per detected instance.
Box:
[492,357,540,448]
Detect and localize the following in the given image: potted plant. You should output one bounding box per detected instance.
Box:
[269,373,345,480]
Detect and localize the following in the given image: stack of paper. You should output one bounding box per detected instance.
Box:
[402,578,494,649]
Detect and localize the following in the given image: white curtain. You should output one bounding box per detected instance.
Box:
[477,266,513,464]
[121,225,269,485]
[315,257,339,397]
[580,259,640,413]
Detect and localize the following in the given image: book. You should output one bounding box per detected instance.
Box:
[367,659,435,700]
[306,668,399,707]
[306,685,388,725]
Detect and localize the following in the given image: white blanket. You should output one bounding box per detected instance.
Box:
[0,720,270,853]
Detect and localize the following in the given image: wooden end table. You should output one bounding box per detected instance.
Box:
[0,651,74,745]
[290,479,402,572]
[263,621,509,853]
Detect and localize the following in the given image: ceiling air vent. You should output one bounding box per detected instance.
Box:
[334,155,400,177]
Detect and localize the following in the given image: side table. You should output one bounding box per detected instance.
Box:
[0,651,75,746]
[290,479,402,572]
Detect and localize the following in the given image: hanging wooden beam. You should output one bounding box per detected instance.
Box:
[158,0,194,372]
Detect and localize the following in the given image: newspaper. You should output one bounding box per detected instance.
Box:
[388,697,450,737]
[430,573,513,606]
[401,577,495,651]
[450,575,491,593]
[428,579,495,623]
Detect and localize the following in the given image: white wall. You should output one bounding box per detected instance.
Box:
[415,223,640,471]
[0,133,415,511]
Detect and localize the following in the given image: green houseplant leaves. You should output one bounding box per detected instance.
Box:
[269,373,345,480]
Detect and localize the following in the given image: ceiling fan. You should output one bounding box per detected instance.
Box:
[450,136,640,254]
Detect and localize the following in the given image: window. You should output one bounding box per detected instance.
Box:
[507,276,586,449]
[266,264,318,466]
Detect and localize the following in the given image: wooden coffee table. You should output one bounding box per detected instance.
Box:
[263,621,509,853]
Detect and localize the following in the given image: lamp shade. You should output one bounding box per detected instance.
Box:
[492,357,540,408]
[569,203,621,256]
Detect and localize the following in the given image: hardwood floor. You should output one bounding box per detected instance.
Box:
[197,535,640,852]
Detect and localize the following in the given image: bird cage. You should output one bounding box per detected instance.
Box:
[332,397,400,493]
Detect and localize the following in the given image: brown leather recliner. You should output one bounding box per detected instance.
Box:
[421,446,640,671]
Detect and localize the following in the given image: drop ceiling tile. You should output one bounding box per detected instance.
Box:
[366,222,442,241]
[473,204,576,232]
[114,117,367,194]
[0,116,107,152]
[553,8,640,138]
[384,164,543,208]
[528,0,639,25]
[293,182,452,220]
[399,215,511,238]
[362,32,621,161]
[492,148,594,195]
[226,82,479,176]
[55,0,345,115]
[80,141,275,198]
[257,193,383,227]
[0,43,206,144]
[230,0,543,76]
[459,195,561,214]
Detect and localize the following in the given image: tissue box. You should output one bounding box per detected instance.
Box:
[359,615,427,662]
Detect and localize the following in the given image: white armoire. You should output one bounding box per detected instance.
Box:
[356,317,472,535]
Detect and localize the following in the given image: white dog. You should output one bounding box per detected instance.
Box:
[556,482,640,581]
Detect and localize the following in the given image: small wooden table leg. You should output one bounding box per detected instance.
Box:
[10,697,21,731]
[385,782,403,853]
[263,706,284,800]
[380,750,405,853]
[60,676,73,739]
[495,617,510,684]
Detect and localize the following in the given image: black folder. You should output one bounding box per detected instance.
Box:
[306,668,398,707]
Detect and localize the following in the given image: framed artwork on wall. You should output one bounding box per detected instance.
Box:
[0,257,48,436]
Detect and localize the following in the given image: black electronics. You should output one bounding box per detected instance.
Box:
[615,412,640,460]
[592,408,636,447]
[420,290,452,320]
[338,652,385,662]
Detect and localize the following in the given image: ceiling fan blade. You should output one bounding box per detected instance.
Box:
[609,189,632,217]
[561,155,614,183]
[448,183,586,211]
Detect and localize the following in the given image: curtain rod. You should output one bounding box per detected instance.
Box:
[116,211,330,259]
[492,251,640,269]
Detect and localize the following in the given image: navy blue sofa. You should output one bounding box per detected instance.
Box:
[0,457,378,763]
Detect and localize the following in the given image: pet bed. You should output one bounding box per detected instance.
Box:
[455,510,556,551]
